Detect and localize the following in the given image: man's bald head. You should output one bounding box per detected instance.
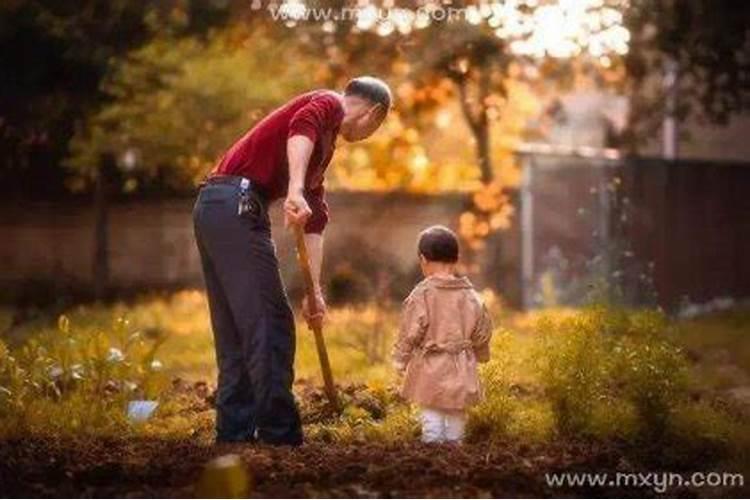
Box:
[344,76,392,111]
[340,76,392,142]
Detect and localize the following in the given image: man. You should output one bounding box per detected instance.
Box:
[193,76,391,445]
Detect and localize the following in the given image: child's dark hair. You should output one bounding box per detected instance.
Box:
[418,225,459,263]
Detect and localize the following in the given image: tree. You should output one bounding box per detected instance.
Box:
[623,0,750,147]
[0,0,235,196]
[0,1,239,298]
[67,25,319,190]
[281,0,631,261]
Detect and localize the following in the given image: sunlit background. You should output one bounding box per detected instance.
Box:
[278,0,631,60]
[1,0,749,496]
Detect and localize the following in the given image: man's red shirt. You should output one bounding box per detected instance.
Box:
[213,89,344,234]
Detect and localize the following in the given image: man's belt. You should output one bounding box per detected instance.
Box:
[200,175,268,207]
[201,174,252,188]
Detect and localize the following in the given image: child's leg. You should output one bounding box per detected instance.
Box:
[443,410,466,443]
[420,407,446,443]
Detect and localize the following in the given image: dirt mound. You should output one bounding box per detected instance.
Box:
[296,380,392,424]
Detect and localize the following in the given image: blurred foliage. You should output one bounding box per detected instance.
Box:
[623,0,750,148]
[66,25,318,190]
[0,0,234,197]
[66,22,541,197]
[2,0,747,200]
[321,236,418,305]
[465,305,745,469]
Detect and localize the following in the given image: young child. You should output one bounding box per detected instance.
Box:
[392,225,493,444]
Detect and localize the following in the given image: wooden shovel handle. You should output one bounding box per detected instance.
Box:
[293,225,340,412]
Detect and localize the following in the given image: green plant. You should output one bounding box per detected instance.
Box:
[0,314,168,437]
[536,311,615,436]
[614,336,689,438]
[466,330,517,442]
[535,306,691,440]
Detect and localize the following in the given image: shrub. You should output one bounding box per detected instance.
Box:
[535,306,691,439]
[466,373,515,442]
[320,237,418,305]
[614,335,689,438]
[535,310,616,436]
[360,405,421,443]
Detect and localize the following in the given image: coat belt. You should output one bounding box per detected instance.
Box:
[421,340,472,355]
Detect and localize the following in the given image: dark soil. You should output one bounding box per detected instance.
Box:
[0,436,646,498]
[0,382,746,498]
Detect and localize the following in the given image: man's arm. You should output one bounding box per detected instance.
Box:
[284,135,314,227]
[286,136,326,289]
[285,94,341,328]
[304,233,324,292]
[285,134,327,328]
[285,92,340,218]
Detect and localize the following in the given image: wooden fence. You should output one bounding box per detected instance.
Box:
[516,151,750,310]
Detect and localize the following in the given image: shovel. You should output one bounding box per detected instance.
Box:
[293,225,340,412]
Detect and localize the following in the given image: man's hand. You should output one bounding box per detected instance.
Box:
[302,289,327,330]
[284,190,312,227]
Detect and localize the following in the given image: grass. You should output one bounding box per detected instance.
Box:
[673,307,750,391]
[1,290,749,476]
[3,291,399,386]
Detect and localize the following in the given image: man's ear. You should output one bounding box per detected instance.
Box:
[368,103,387,121]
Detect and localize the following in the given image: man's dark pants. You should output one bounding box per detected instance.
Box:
[193,179,303,445]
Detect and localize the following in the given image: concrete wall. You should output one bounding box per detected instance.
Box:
[0,192,470,299]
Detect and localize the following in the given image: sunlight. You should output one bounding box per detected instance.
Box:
[278,0,307,20]
[277,0,631,58]
[488,0,631,58]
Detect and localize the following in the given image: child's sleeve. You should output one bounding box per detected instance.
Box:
[471,296,493,363]
[392,288,429,371]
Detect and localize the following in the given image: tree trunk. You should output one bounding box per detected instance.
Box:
[453,69,499,285]
[456,71,494,183]
[475,119,492,183]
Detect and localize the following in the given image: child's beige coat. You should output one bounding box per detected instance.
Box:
[392,275,493,411]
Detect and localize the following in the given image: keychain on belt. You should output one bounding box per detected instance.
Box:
[238,178,259,216]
